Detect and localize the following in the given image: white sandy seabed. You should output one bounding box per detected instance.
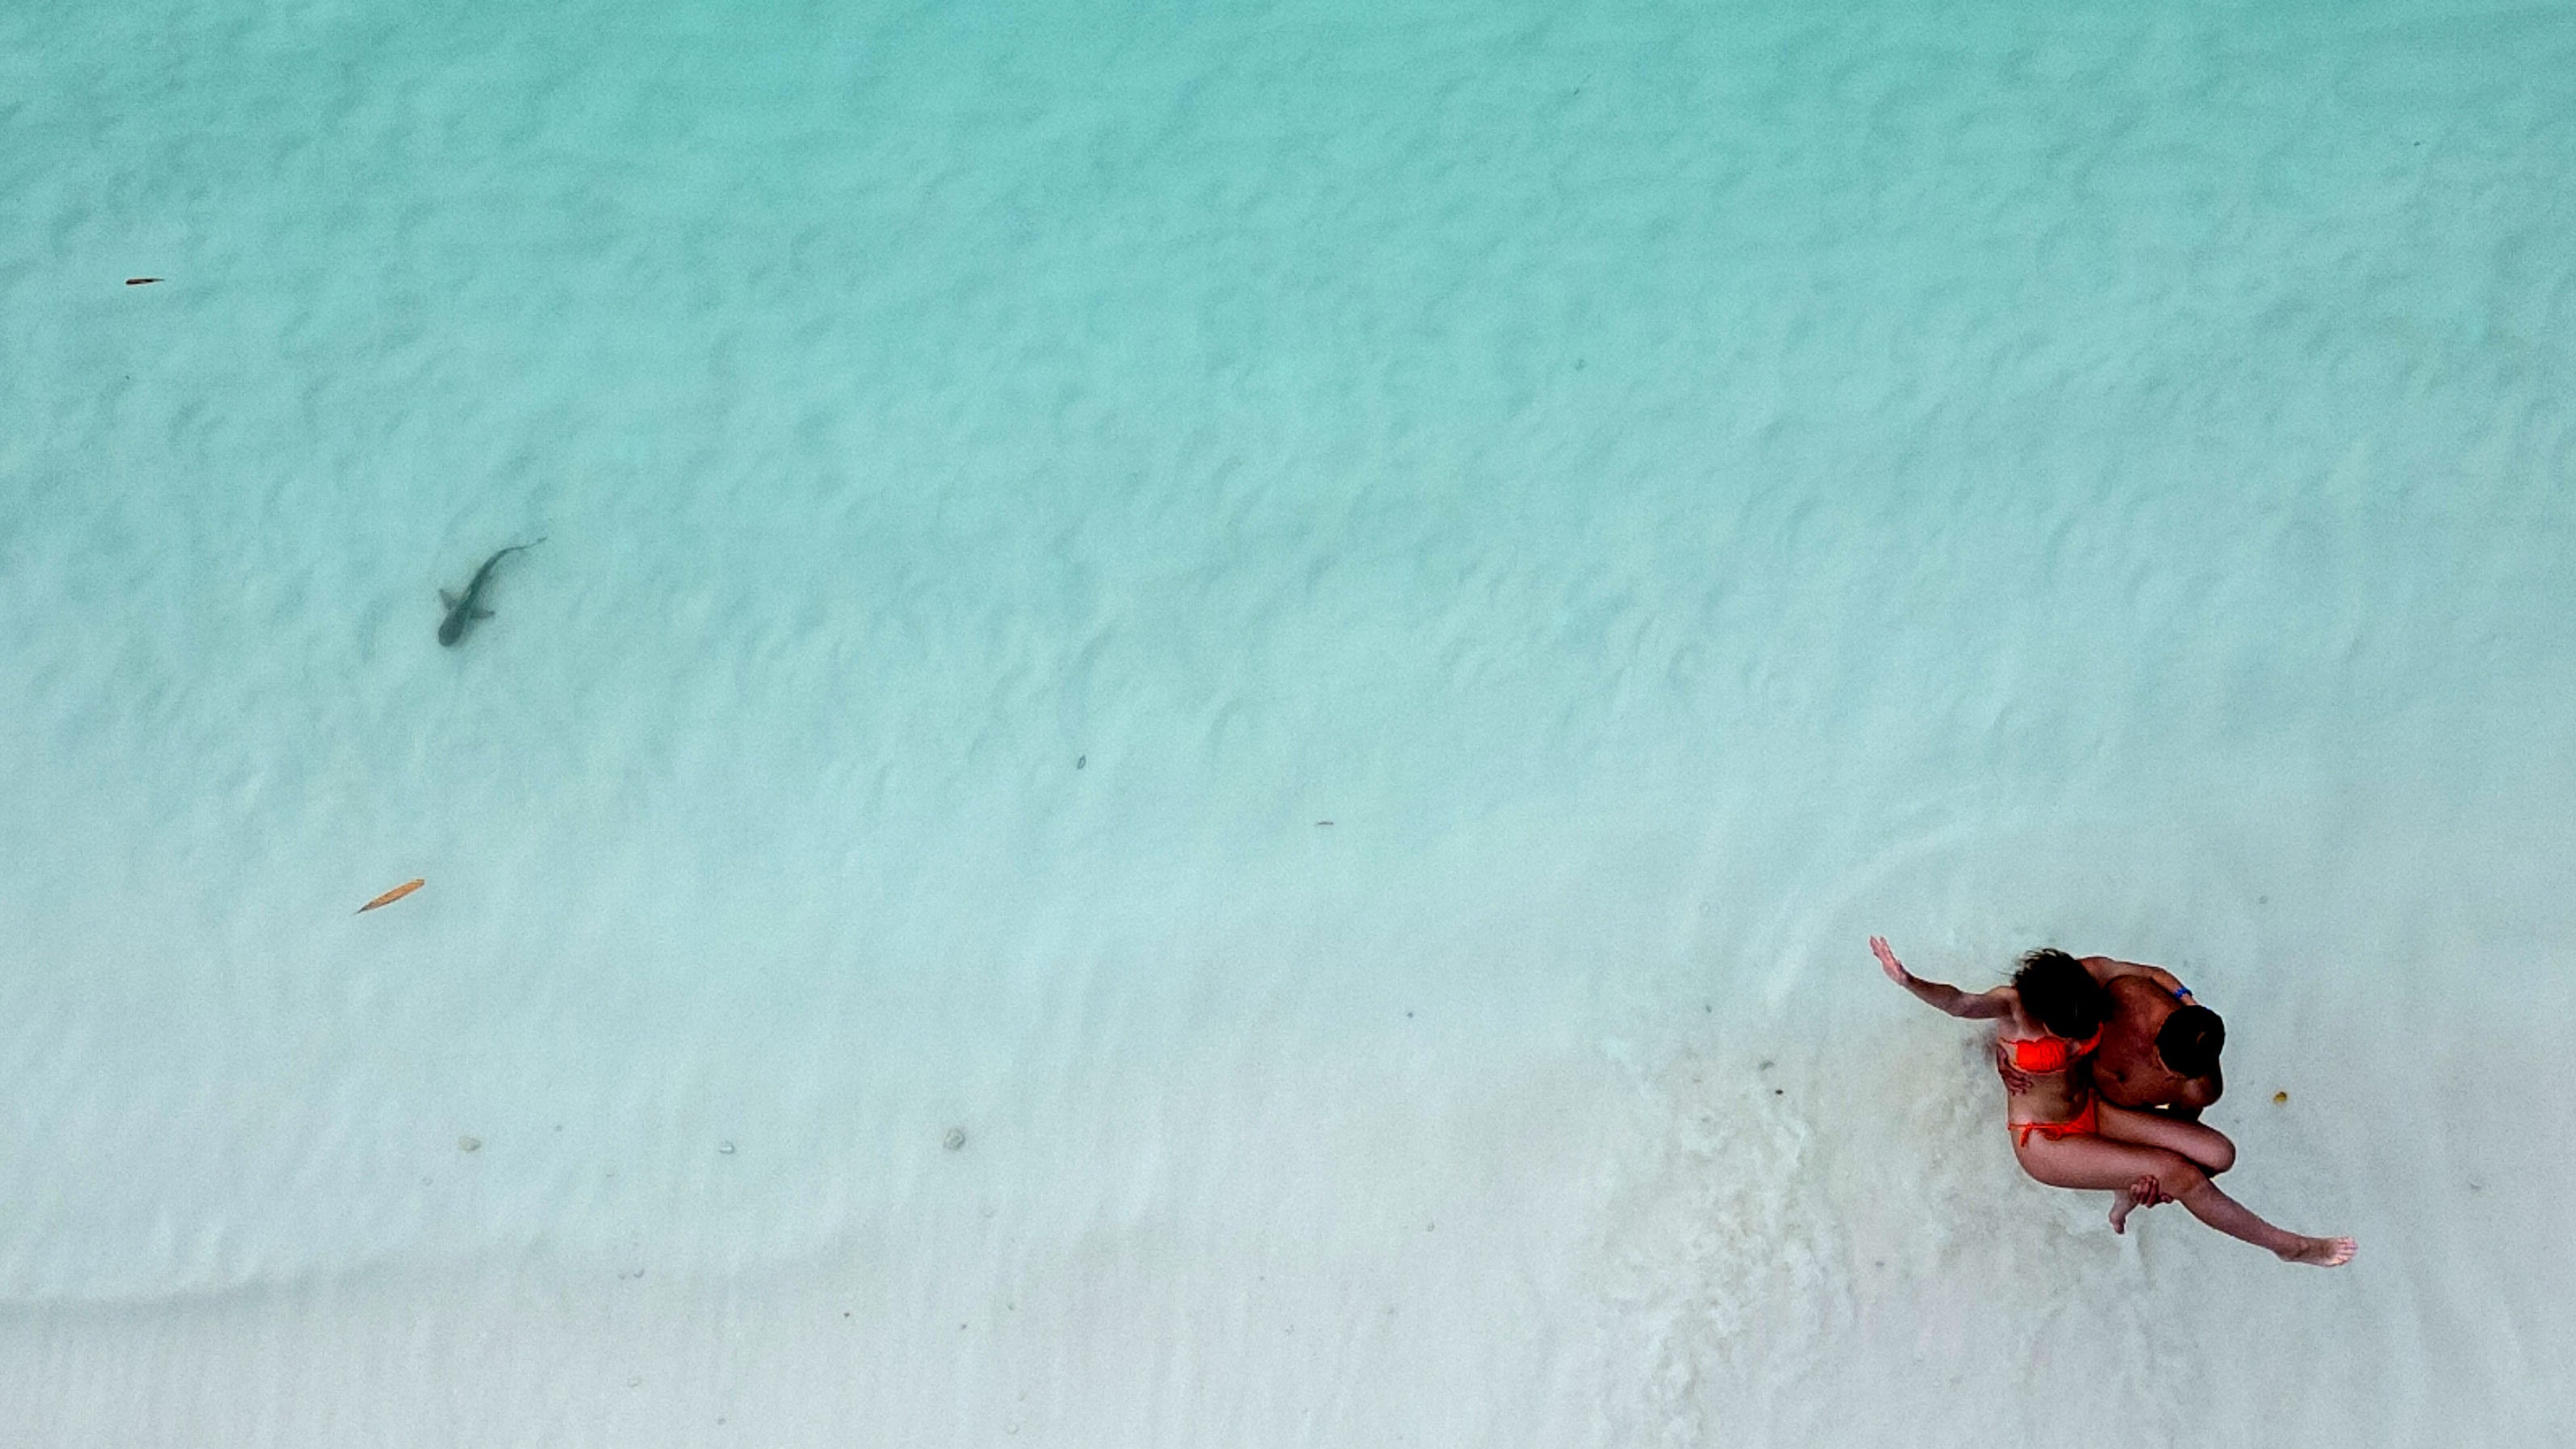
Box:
[3,0,2573,1443]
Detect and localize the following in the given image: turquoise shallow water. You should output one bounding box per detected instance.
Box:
[4,1,2573,1442]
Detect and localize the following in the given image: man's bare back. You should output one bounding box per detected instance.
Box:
[2080,957,2223,1117]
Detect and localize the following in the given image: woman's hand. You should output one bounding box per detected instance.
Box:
[1876,938,2012,1019]
[1871,936,1910,985]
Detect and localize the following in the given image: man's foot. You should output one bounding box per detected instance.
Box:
[2277,1234,2357,1267]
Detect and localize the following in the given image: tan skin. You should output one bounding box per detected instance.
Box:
[2089,968,2219,1116]
[1873,937,2353,1267]
[1993,963,2221,1118]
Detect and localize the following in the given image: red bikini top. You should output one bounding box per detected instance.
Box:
[2005,1027,2102,1073]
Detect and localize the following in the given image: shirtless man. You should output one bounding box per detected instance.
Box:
[1877,937,2352,1265]
[1995,955,2225,1125]
[2085,956,2225,1118]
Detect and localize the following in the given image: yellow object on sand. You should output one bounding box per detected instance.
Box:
[358,879,425,913]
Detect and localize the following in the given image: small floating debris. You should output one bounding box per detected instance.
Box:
[458,1135,481,1152]
[2273,1091,2290,1104]
[1075,754,1086,769]
[1315,820,1333,827]
[943,1126,968,1151]
[358,878,425,913]
[125,277,161,286]
[717,1141,735,1155]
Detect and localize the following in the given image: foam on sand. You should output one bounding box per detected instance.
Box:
[3,0,2572,1442]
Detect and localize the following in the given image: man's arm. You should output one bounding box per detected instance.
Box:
[1874,937,2013,1020]
[2174,1060,2224,1113]
[2080,954,2193,1003]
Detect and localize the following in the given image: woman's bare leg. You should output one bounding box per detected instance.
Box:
[2014,1131,2355,1266]
[2093,1099,2236,1174]
[2108,1175,2170,1234]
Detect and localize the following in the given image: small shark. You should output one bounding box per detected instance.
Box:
[437,539,544,646]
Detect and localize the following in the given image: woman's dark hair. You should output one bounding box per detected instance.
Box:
[2012,948,2106,1040]
[2156,1005,2226,1078]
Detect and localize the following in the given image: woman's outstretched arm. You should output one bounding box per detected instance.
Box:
[1873,937,2012,1019]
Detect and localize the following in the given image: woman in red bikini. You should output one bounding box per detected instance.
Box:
[1873,937,2354,1267]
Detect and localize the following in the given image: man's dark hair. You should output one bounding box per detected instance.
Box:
[2012,948,2106,1039]
[2156,1004,2226,1078]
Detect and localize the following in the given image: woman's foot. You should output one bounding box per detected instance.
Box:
[2110,1175,2168,1234]
[2277,1234,2357,1267]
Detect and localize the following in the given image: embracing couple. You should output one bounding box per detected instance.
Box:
[1875,937,2354,1267]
